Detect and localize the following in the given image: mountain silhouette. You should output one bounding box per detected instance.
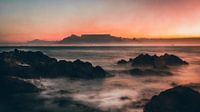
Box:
[26,34,200,45]
[27,39,56,44]
[59,34,130,43]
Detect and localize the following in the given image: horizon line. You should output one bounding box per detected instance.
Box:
[1,33,200,43]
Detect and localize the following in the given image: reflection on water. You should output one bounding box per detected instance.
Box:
[0,46,200,112]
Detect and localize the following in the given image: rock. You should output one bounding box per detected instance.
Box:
[117,53,188,76]
[129,68,172,76]
[0,92,106,112]
[53,97,106,112]
[0,49,107,79]
[0,76,39,95]
[120,96,130,100]
[144,86,200,112]
[131,54,157,67]
[132,53,188,68]
[117,59,128,64]
[117,53,188,68]
[129,68,143,75]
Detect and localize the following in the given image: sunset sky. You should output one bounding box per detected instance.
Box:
[1,0,200,42]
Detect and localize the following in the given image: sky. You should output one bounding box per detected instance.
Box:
[0,0,200,42]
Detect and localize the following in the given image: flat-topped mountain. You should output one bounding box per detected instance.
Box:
[25,34,200,45]
[59,34,131,43]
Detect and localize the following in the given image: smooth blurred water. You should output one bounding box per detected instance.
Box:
[1,46,200,112]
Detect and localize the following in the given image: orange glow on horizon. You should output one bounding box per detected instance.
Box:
[1,0,200,42]
[1,32,200,43]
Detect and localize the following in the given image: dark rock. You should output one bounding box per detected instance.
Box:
[132,53,188,68]
[0,49,107,79]
[144,86,200,112]
[117,59,128,64]
[117,53,188,76]
[52,97,106,112]
[132,54,157,67]
[0,76,39,95]
[120,96,130,100]
[117,53,188,68]
[0,94,106,112]
[129,68,172,76]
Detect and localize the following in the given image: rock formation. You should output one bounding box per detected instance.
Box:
[117,53,188,76]
[0,49,107,79]
[144,86,200,112]
[0,76,39,95]
[118,53,188,68]
[117,59,128,64]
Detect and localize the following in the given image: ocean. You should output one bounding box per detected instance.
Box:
[1,46,200,112]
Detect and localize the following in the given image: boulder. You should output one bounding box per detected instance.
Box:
[117,59,128,64]
[0,49,107,79]
[131,53,188,68]
[0,76,39,95]
[131,54,157,66]
[144,86,200,112]
[117,53,188,68]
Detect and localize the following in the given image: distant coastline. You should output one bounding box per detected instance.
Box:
[1,34,200,45]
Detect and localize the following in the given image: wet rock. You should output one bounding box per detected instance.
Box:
[118,53,187,76]
[117,53,188,68]
[117,59,128,64]
[131,54,157,67]
[130,68,172,76]
[120,96,130,100]
[0,93,46,112]
[0,76,39,95]
[1,94,106,112]
[132,53,188,68]
[53,97,106,112]
[144,86,200,112]
[0,49,107,79]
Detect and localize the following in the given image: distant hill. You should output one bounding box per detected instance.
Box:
[58,34,132,44]
[27,39,57,44]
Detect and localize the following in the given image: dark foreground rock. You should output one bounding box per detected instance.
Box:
[0,77,104,112]
[0,49,107,79]
[144,86,200,112]
[0,94,106,112]
[117,59,128,64]
[118,53,188,68]
[0,76,39,95]
[52,97,106,112]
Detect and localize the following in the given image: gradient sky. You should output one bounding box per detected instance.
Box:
[0,0,200,42]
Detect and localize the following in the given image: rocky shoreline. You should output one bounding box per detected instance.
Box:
[0,49,199,112]
[0,49,108,79]
[0,49,109,112]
